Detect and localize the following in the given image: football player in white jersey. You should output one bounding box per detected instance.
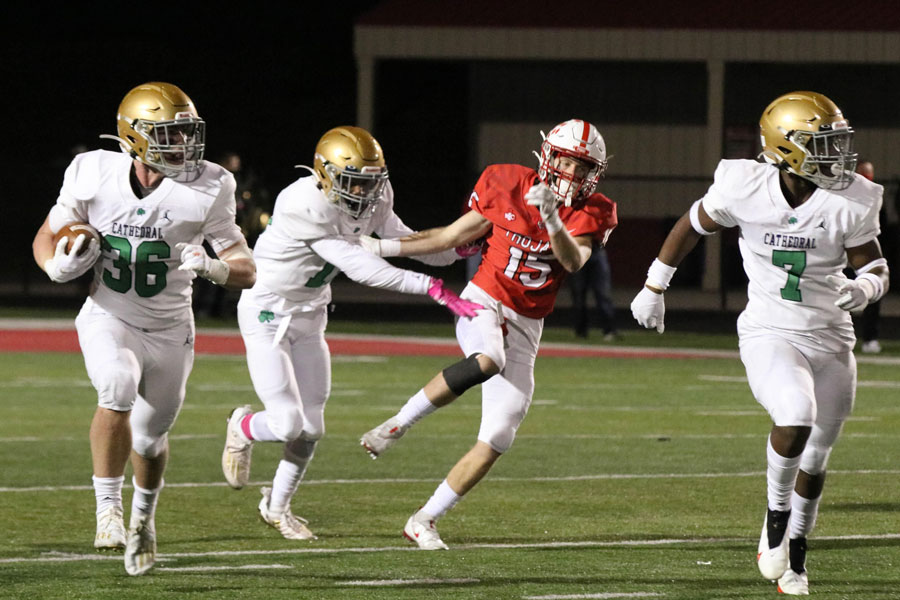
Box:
[32,82,256,576]
[220,126,480,541]
[630,91,888,595]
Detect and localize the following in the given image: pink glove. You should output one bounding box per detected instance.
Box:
[454,239,484,258]
[427,278,482,318]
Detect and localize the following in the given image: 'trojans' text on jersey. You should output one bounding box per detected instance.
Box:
[505,230,551,253]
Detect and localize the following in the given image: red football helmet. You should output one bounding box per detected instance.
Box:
[536,119,607,206]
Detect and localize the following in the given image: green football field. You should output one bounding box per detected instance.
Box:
[1,324,898,599]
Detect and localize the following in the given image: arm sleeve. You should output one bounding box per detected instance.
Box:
[411,247,461,267]
[308,237,432,295]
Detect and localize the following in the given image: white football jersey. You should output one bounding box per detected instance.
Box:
[247,175,433,312]
[701,159,882,349]
[49,150,245,330]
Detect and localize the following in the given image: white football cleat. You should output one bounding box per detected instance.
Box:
[258,486,317,541]
[757,510,790,580]
[403,509,449,550]
[777,569,809,595]
[94,505,126,550]
[360,416,408,459]
[222,405,254,489]
[124,514,157,576]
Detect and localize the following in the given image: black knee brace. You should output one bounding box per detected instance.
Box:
[442,353,491,396]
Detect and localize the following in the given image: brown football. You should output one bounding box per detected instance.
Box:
[53,222,101,256]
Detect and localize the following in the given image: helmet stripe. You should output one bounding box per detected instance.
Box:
[578,120,589,149]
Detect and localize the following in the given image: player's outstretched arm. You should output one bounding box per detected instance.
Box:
[309,237,482,318]
[362,211,491,258]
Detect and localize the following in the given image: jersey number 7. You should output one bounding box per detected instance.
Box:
[772,250,806,302]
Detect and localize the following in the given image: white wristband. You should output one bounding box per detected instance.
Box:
[856,272,884,303]
[544,211,564,235]
[646,258,677,291]
[379,238,403,257]
[204,259,230,285]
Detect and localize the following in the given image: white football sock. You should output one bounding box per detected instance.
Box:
[789,491,821,538]
[131,477,163,521]
[269,460,305,514]
[421,479,462,520]
[766,437,802,511]
[397,389,438,427]
[93,475,124,514]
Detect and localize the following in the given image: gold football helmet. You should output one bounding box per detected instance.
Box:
[759,91,857,190]
[313,126,388,219]
[101,82,206,178]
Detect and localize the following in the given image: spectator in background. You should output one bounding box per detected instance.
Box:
[569,235,619,340]
[221,151,272,247]
[855,160,883,353]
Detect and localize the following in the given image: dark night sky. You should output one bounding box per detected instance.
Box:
[7,4,382,205]
[4,5,382,283]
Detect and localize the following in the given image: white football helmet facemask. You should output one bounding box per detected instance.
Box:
[534,119,607,206]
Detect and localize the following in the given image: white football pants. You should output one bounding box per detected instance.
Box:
[456,283,543,454]
[739,330,855,474]
[75,296,194,458]
[237,300,330,443]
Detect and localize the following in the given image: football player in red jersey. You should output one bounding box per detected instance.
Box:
[359,119,617,549]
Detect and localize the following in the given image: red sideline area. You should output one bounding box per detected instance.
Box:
[0,328,726,360]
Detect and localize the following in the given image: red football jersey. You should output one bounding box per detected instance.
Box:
[469,164,617,318]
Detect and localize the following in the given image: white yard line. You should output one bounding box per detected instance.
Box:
[3,469,900,493]
[156,564,294,572]
[337,578,479,586]
[3,534,899,565]
[524,594,662,599]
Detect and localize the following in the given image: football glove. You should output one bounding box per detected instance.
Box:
[826,273,878,313]
[176,242,230,285]
[454,238,483,258]
[524,183,563,234]
[44,234,101,283]
[631,285,666,333]
[427,277,482,318]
